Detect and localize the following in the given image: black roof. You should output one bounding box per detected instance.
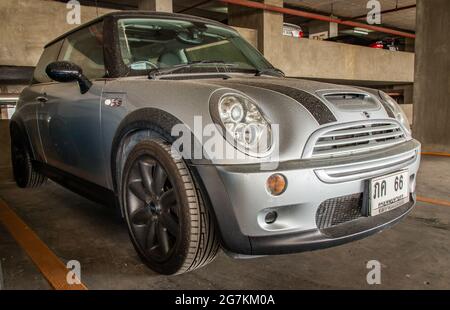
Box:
[45,10,232,48]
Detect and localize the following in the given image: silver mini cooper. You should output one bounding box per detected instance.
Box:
[10,12,421,275]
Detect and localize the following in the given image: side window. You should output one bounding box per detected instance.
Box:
[33,40,63,84]
[58,22,105,80]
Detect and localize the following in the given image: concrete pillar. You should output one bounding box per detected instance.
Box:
[402,85,414,105]
[138,0,172,12]
[0,108,7,120]
[228,0,283,62]
[308,19,339,39]
[413,0,450,152]
[404,38,415,52]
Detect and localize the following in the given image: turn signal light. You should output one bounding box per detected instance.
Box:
[266,174,287,196]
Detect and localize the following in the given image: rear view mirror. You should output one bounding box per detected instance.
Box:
[46,61,92,94]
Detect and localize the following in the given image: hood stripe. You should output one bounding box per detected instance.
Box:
[215,80,337,125]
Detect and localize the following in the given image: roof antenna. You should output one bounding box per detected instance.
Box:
[95,0,99,17]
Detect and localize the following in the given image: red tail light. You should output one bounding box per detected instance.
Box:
[370,42,384,49]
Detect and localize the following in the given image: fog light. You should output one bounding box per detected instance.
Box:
[266,174,287,196]
[265,211,278,224]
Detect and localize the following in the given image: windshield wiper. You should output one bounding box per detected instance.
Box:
[255,68,285,77]
[148,61,237,79]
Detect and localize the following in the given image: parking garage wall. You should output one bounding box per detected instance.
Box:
[414,0,450,152]
[0,0,115,67]
[1,1,414,85]
[269,36,415,84]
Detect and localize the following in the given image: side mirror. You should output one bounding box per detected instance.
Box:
[46,61,92,94]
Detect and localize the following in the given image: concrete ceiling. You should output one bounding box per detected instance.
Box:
[72,0,227,20]
[76,0,416,32]
[285,0,416,31]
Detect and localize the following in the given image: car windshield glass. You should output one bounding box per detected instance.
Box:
[117,18,275,74]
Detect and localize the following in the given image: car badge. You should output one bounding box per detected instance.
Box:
[104,98,123,107]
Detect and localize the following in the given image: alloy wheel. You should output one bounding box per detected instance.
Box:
[125,156,179,262]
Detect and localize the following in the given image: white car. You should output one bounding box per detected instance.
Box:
[283,23,304,38]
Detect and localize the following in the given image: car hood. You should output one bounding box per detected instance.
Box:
[104,74,401,164]
[197,75,394,126]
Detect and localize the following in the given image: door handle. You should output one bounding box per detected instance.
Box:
[36,96,48,103]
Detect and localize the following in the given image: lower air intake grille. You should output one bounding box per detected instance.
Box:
[316,193,364,230]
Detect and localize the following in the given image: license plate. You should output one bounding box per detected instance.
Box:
[369,170,410,216]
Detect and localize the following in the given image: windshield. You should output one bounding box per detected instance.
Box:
[117,18,275,75]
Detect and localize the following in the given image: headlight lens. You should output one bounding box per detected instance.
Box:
[217,94,272,155]
[379,91,411,136]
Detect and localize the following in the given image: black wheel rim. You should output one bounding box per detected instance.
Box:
[125,156,179,262]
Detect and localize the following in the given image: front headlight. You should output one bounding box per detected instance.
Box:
[212,93,272,156]
[379,91,411,136]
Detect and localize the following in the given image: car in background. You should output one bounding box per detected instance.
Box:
[326,35,372,46]
[283,23,304,38]
[327,35,400,51]
[370,38,400,51]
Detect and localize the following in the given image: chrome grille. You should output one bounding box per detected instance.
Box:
[311,122,406,158]
[316,193,364,230]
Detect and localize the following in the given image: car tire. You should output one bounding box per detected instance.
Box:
[121,138,219,275]
[10,130,47,188]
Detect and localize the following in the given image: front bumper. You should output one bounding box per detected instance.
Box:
[194,139,421,255]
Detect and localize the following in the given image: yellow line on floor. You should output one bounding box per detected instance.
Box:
[0,197,87,290]
[417,196,450,208]
[421,151,450,158]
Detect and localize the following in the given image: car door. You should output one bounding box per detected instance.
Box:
[37,22,108,187]
[20,40,63,163]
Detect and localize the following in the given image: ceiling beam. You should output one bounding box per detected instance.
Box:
[47,0,136,10]
[176,0,214,13]
[220,0,416,38]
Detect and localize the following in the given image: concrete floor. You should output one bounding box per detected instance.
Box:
[0,125,449,289]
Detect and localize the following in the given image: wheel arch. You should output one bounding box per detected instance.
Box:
[110,108,248,253]
[9,116,34,158]
[111,108,186,192]
[110,108,212,216]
